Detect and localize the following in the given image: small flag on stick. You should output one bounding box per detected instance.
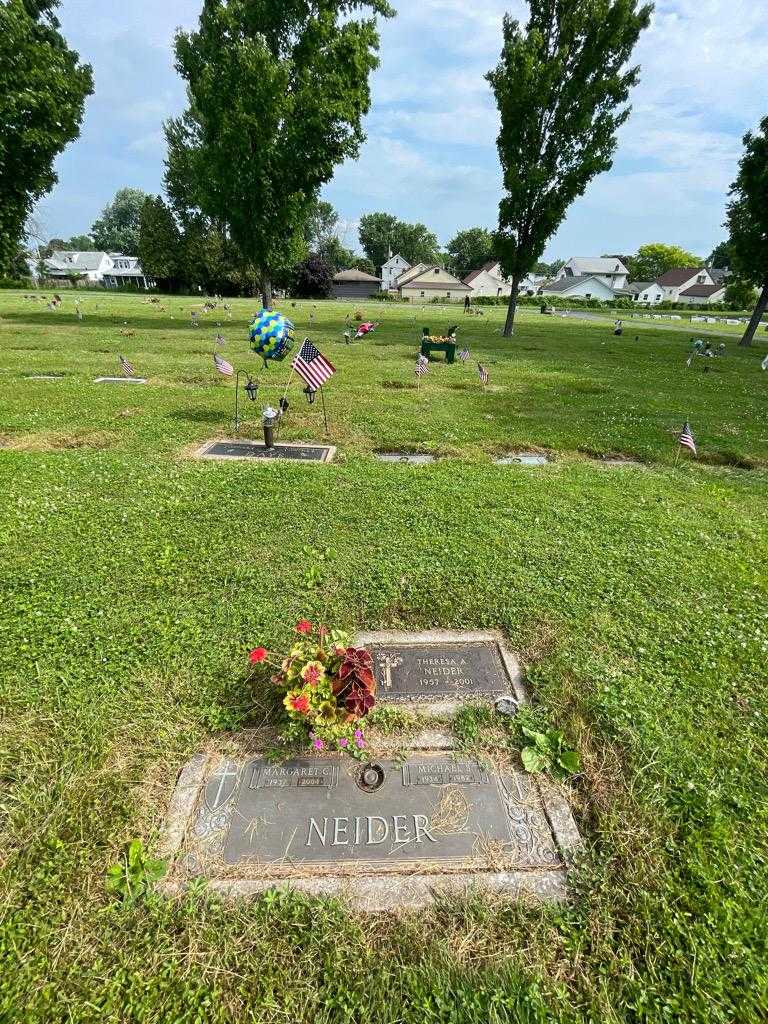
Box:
[762,354,768,371]
[215,332,225,346]
[292,339,335,389]
[415,354,429,378]
[213,352,234,377]
[678,421,697,456]
[118,355,135,377]
[477,362,489,386]
[458,346,470,363]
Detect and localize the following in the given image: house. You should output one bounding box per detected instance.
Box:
[43,250,152,289]
[380,254,411,291]
[626,281,664,304]
[397,265,472,303]
[556,257,629,292]
[540,275,616,301]
[394,263,430,289]
[331,268,382,299]
[463,262,512,298]
[677,284,726,306]
[656,267,714,303]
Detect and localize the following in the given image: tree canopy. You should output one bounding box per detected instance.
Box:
[726,115,768,347]
[91,188,149,255]
[171,0,393,307]
[629,242,701,281]
[487,0,651,335]
[358,213,440,273]
[708,241,732,270]
[138,197,182,290]
[446,228,496,280]
[0,0,92,273]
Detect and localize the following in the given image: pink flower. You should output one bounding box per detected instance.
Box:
[354,729,364,740]
[291,694,310,714]
[338,738,349,748]
[313,738,325,751]
[295,620,312,635]
[248,647,268,664]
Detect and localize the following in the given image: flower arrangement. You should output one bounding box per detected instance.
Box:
[248,621,376,758]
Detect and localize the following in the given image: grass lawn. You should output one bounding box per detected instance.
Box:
[1,290,767,1023]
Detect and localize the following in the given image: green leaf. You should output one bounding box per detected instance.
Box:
[557,750,581,775]
[521,746,549,774]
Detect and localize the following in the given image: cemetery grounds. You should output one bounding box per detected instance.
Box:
[0,290,766,1023]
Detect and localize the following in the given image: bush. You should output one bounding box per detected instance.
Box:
[0,277,33,289]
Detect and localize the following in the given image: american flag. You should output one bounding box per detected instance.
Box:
[118,355,135,377]
[458,346,470,363]
[415,355,429,378]
[215,332,225,346]
[762,354,768,371]
[477,362,489,385]
[213,352,234,377]
[679,421,697,455]
[292,339,335,389]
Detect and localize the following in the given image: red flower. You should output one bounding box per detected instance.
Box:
[295,620,313,635]
[291,694,310,713]
[248,647,268,664]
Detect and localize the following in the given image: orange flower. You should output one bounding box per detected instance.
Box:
[248,647,268,664]
[291,694,310,713]
[295,620,312,635]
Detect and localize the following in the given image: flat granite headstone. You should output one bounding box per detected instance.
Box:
[355,630,524,713]
[376,452,436,464]
[94,376,147,384]
[160,752,581,909]
[196,440,335,463]
[495,453,550,466]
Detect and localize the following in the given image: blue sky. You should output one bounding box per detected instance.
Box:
[36,0,768,261]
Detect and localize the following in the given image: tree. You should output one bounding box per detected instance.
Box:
[172,0,393,308]
[446,227,496,280]
[629,243,700,281]
[708,241,732,269]
[303,200,339,251]
[91,188,148,254]
[727,117,768,347]
[0,0,92,273]
[292,254,334,298]
[138,197,182,291]
[534,258,564,277]
[66,234,96,251]
[352,256,376,275]
[487,0,651,336]
[358,213,440,272]
[724,278,756,310]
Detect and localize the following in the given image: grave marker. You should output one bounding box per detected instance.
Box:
[375,452,436,464]
[495,453,550,466]
[196,439,335,462]
[94,376,147,384]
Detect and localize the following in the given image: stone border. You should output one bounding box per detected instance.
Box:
[375,453,436,465]
[94,376,147,384]
[157,751,582,911]
[194,439,336,463]
[353,628,525,717]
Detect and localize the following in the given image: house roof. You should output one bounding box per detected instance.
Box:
[566,257,628,276]
[463,261,500,286]
[544,274,608,294]
[656,267,705,287]
[395,263,430,287]
[382,254,410,269]
[401,266,470,291]
[333,269,381,283]
[709,267,731,283]
[679,284,724,298]
[625,281,653,294]
[47,250,107,272]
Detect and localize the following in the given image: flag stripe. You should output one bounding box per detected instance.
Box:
[292,340,335,388]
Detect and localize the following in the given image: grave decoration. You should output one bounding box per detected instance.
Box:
[249,309,295,367]
[420,326,458,364]
[355,321,378,339]
[248,622,376,757]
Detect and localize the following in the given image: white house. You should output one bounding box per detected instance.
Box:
[463,262,512,297]
[43,250,152,289]
[556,257,629,292]
[627,281,664,304]
[540,274,616,301]
[398,265,472,303]
[656,267,714,303]
[677,284,726,306]
[380,253,411,291]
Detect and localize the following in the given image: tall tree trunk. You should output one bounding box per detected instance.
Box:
[503,274,522,337]
[738,278,768,347]
[261,276,272,310]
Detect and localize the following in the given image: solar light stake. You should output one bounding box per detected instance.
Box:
[234,370,259,433]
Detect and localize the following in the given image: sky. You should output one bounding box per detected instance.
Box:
[36,0,768,261]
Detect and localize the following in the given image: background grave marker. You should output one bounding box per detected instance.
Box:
[195,439,336,462]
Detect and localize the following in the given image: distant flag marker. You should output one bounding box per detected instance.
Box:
[213,352,234,377]
[118,355,135,377]
[678,421,697,456]
[762,354,768,370]
[458,346,470,363]
[477,362,489,386]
